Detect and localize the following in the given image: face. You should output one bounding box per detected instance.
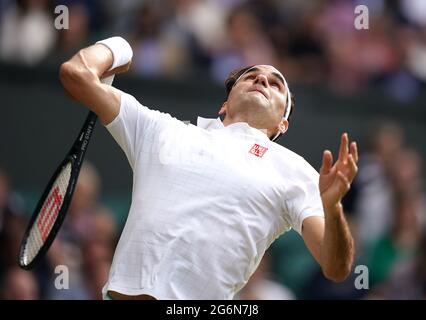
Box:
[220,65,289,135]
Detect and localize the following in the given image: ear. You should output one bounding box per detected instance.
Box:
[219,101,228,116]
[278,118,289,134]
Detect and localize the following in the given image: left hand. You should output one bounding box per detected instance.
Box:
[319,133,358,210]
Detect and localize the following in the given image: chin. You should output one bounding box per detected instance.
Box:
[243,94,270,110]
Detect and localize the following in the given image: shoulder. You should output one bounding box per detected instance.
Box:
[115,91,184,128]
[271,143,319,178]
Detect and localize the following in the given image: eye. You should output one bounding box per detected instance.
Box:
[271,81,280,89]
[245,74,256,80]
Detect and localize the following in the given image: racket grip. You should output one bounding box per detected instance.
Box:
[101,75,115,86]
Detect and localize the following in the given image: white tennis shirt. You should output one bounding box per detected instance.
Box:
[101,92,324,299]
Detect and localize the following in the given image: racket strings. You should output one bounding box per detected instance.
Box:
[22,162,72,265]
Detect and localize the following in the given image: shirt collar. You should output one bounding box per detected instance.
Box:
[196,117,269,141]
[196,117,224,130]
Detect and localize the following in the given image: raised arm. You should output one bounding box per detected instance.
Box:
[302,133,358,282]
[59,37,133,125]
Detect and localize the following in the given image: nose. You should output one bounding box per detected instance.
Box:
[254,74,268,87]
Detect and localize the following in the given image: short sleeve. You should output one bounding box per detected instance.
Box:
[283,160,325,236]
[104,91,173,169]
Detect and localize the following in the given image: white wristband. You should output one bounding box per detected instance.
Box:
[96,36,133,71]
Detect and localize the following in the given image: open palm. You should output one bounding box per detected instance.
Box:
[319,133,358,209]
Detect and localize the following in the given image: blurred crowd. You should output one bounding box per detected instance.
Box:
[1,0,426,101]
[348,122,426,299]
[0,162,118,299]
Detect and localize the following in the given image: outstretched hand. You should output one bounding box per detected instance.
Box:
[319,133,358,210]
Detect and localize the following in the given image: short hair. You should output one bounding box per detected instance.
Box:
[224,66,295,122]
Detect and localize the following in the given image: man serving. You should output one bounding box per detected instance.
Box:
[59,36,358,300]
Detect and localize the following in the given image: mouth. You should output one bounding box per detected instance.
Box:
[249,88,269,100]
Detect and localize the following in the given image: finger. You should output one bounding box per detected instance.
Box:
[320,150,333,175]
[337,170,351,193]
[347,154,358,182]
[338,133,349,162]
[350,141,358,163]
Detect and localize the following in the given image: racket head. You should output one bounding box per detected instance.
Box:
[18,156,79,270]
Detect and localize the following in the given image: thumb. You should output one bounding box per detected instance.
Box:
[320,150,333,175]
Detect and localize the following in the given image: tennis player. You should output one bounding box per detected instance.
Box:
[59,37,358,300]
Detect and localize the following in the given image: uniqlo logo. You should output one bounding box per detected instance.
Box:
[249,144,268,158]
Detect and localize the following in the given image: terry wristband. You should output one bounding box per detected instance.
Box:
[96,36,133,71]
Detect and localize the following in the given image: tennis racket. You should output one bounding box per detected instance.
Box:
[19,76,114,270]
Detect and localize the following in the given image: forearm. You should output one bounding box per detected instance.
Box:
[320,202,354,282]
[58,37,133,124]
[66,44,112,76]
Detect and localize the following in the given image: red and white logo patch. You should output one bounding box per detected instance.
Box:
[249,144,268,158]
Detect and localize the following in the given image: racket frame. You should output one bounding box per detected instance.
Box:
[18,112,98,270]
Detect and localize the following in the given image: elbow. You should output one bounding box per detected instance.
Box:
[322,264,352,283]
[59,63,68,88]
[60,60,82,89]
[59,60,93,102]
[59,53,95,91]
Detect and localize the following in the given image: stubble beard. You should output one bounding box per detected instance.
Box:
[230,93,274,129]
